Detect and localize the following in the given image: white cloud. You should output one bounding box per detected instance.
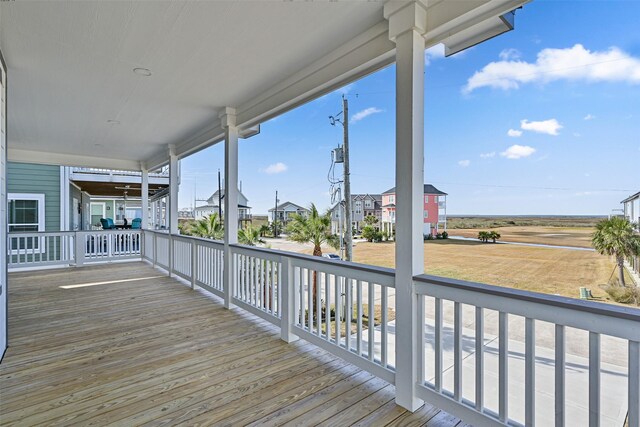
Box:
[520,118,563,135]
[336,84,353,95]
[464,44,640,93]
[584,114,596,120]
[458,159,471,167]
[499,48,521,61]
[573,132,581,137]
[500,145,536,159]
[350,107,383,123]
[260,162,288,174]
[425,44,445,65]
[480,152,496,158]
[507,129,523,137]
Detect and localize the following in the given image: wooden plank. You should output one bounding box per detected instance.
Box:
[282,376,390,426]
[385,402,442,427]
[245,370,376,427]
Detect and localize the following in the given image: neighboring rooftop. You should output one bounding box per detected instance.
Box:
[382,184,447,196]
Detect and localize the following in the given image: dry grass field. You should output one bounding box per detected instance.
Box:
[448,226,595,248]
[352,240,616,300]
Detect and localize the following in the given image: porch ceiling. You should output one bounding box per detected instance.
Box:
[1,1,385,169]
[71,180,166,198]
[0,0,528,170]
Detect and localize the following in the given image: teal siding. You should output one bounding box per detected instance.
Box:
[7,162,61,231]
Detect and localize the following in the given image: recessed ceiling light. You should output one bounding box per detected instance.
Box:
[107,119,120,125]
[133,67,152,77]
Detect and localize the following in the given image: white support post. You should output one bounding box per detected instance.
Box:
[221,107,238,310]
[74,232,84,266]
[168,145,179,235]
[141,166,149,230]
[384,0,427,411]
[280,256,299,343]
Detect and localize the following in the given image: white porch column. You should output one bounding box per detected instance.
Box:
[385,0,427,411]
[168,145,179,234]
[221,107,238,309]
[141,165,149,229]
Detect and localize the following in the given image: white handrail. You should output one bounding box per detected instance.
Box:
[8,230,142,270]
[413,274,640,427]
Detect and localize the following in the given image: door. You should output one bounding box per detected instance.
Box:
[1,53,7,359]
[72,197,80,230]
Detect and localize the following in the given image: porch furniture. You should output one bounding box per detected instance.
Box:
[99,218,115,230]
[131,218,142,229]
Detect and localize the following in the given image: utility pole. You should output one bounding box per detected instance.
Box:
[217,169,223,220]
[274,190,279,237]
[342,96,353,262]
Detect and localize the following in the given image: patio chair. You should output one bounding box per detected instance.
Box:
[131,218,142,229]
[100,218,116,230]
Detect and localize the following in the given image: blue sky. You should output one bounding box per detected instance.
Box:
[179,1,640,216]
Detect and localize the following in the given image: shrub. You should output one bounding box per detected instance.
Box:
[372,231,383,243]
[361,225,377,242]
[442,231,449,239]
[424,233,434,241]
[436,233,443,239]
[382,230,389,242]
[602,284,640,305]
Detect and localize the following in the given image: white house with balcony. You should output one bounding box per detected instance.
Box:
[194,188,252,227]
[0,2,637,427]
[268,201,309,226]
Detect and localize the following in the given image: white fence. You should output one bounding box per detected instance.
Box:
[414,275,640,427]
[8,230,142,270]
[11,229,640,426]
[8,231,75,268]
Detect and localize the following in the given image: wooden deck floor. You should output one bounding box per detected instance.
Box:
[0,262,463,426]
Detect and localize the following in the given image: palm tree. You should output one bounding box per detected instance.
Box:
[490,231,501,243]
[258,223,271,238]
[286,204,339,315]
[477,231,489,243]
[592,217,640,287]
[188,213,224,240]
[238,225,265,246]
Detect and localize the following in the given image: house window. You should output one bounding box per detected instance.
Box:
[9,193,45,252]
[9,193,45,232]
[424,211,429,219]
[390,195,395,204]
[365,200,372,208]
[424,195,429,203]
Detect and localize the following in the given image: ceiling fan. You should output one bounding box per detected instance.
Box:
[115,184,141,191]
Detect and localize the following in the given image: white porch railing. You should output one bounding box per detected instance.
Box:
[8,230,142,270]
[8,231,75,268]
[10,230,640,426]
[142,230,396,384]
[414,275,640,427]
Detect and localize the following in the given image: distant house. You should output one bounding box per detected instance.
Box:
[622,191,640,224]
[381,184,447,237]
[194,188,252,226]
[268,202,309,225]
[622,191,640,276]
[330,194,382,234]
[178,209,194,219]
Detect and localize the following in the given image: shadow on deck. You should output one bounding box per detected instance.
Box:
[0,262,463,426]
